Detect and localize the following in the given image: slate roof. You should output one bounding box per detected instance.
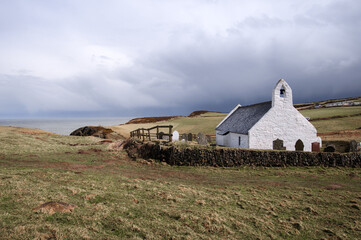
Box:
[216,101,272,135]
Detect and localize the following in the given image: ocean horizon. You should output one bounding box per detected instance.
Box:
[0,117,133,135]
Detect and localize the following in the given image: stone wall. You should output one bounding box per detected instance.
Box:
[123,139,361,168]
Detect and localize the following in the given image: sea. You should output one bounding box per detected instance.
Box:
[0,117,133,135]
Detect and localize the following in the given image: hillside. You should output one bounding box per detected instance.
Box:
[110,98,361,141]
[0,126,360,239]
[294,96,361,110]
[110,111,227,139]
[301,106,361,141]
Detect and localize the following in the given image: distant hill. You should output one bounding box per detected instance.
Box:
[124,111,223,124]
[294,96,361,110]
[188,110,223,117]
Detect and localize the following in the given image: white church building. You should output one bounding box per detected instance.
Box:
[216,79,322,152]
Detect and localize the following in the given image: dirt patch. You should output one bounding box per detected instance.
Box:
[325,184,343,190]
[121,166,210,185]
[43,161,108,171]
[347,172,360,179]
[275,172,286,176]
[263,181,282,187]
[32,201,77,215]
[77,148,104,154]
[310,113,361,121]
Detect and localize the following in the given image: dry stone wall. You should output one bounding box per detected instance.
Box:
[123,139,361,168]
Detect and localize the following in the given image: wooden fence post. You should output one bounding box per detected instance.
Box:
[169,125,172,142]
[130,125,176,142]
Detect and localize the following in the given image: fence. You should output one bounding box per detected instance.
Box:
[123,139,361,168]
[130,125,173,142]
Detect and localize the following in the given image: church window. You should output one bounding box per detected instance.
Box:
[280,86,286,98]
[238,136,241,146]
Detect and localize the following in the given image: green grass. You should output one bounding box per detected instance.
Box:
[0,127,361,239]
[310,115,361,133]
[0,127,110,167]
[170,115,226,135]
[300,106,361,119]
[299,107,361,135]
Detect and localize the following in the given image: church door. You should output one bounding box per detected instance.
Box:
[295,139,304,151]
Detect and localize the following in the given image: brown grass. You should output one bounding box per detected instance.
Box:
[1,118,361,239]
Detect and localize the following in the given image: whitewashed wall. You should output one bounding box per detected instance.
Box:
[216,131,225,146]
[249,106,320,151]
[228,133,249,148]
[249,79,321,152]
[216,131,249,148]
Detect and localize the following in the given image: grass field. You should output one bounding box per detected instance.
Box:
[300,106,361,119]
[110,112,227,138]
[1,127,361,239]
[299,107,361,141]
[110,106,361,141]
[310,115,361,133]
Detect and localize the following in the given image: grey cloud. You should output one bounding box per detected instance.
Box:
[0,1,360,117]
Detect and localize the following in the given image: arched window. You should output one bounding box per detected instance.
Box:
[295,139,304,151]
[280,86,286,98]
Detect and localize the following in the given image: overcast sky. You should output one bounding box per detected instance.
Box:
[1,0,360,118]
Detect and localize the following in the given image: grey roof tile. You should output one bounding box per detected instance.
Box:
[216,101,272,134]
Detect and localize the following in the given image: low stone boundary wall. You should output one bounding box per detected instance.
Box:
[123,139,361,167]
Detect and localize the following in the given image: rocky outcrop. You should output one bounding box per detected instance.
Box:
[123,139,361,167]
[70,126,115,139]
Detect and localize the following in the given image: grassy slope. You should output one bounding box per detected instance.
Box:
[311,115,361,133]
[300,107,361,140]
[110,106,361,141]
[110,112,227,138]
[1,127,361,239]
[300,106,361,119]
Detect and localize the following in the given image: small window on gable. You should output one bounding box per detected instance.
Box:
[280,86,286,98]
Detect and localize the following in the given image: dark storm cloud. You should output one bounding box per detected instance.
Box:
[0,0,360,117]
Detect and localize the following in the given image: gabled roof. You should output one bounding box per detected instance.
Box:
[216,101,272,135]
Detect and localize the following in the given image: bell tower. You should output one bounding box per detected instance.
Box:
[272,79,293,108]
